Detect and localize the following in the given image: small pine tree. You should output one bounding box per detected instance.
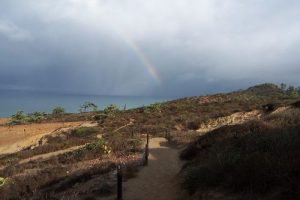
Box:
[79,102,98,113]
[10,111,28,125]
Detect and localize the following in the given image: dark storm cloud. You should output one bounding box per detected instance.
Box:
[0,0,300,96]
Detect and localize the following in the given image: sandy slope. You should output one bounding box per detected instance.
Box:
[0,121,93,155]
[197,110,263,133]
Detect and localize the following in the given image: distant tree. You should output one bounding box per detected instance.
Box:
[286,86,298,97]
[10,111,28,125]
[52,106,65,117]
[280,83,287,91]
[79,102,98,113]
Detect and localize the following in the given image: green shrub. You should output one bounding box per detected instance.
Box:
[9,111,48,124]
[103,104,119,116]
[27,112,47,123]
[79,101,98,113]
[85,139,111,154]
[0,177,6,187]
[71,127,99,137]
[144,103,162,113]
[9,111,28,125]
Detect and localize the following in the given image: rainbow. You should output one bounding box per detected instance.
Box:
[115,30,161,84]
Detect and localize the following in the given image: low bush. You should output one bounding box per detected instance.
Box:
[27,112,47,123]
[71,127,99,137]
[9,111,47,125]
[85,139,111,154]
[103,104,120,116]
[143,103,162,113]
[0,177,6,187]
[9,111,28,125]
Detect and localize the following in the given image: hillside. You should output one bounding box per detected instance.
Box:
[179,106,300,199]
[0,83,299,199]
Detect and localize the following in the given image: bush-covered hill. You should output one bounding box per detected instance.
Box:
[179,105,300,199]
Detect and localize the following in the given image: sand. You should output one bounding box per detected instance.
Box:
[0,121,87,155]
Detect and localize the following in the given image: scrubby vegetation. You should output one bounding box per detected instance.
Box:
[143,102,162,113]
[179,107,300,199]
[103,104,120,116]
[9,111,47,125]
[0,177,6,187]
[71,127,99,137]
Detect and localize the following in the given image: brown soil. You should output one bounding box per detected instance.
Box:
[0,118,9,126]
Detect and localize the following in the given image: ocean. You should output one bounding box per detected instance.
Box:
[0,91,175,117]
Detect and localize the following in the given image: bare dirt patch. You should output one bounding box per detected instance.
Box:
[0,121,88,154]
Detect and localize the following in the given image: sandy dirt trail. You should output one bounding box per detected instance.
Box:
[122,137,183,200]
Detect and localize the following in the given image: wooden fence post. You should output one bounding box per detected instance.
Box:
[143,133,150,166]
[146,133,149,146]
[117,165,123,200]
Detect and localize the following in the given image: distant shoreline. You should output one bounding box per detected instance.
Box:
[0,93,175,118]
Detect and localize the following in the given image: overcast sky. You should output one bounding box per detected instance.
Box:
[0,0,300,96]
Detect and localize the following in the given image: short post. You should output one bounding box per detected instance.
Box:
[117,165,123,200]
[143,133,150,166]
[146,133,149,146]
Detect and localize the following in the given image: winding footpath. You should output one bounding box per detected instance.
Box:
[123,137,183,200]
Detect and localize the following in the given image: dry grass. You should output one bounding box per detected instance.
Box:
[0,118,9,126]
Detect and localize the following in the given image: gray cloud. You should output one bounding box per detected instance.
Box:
[0,20,32,41]
[0,0,300,96]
